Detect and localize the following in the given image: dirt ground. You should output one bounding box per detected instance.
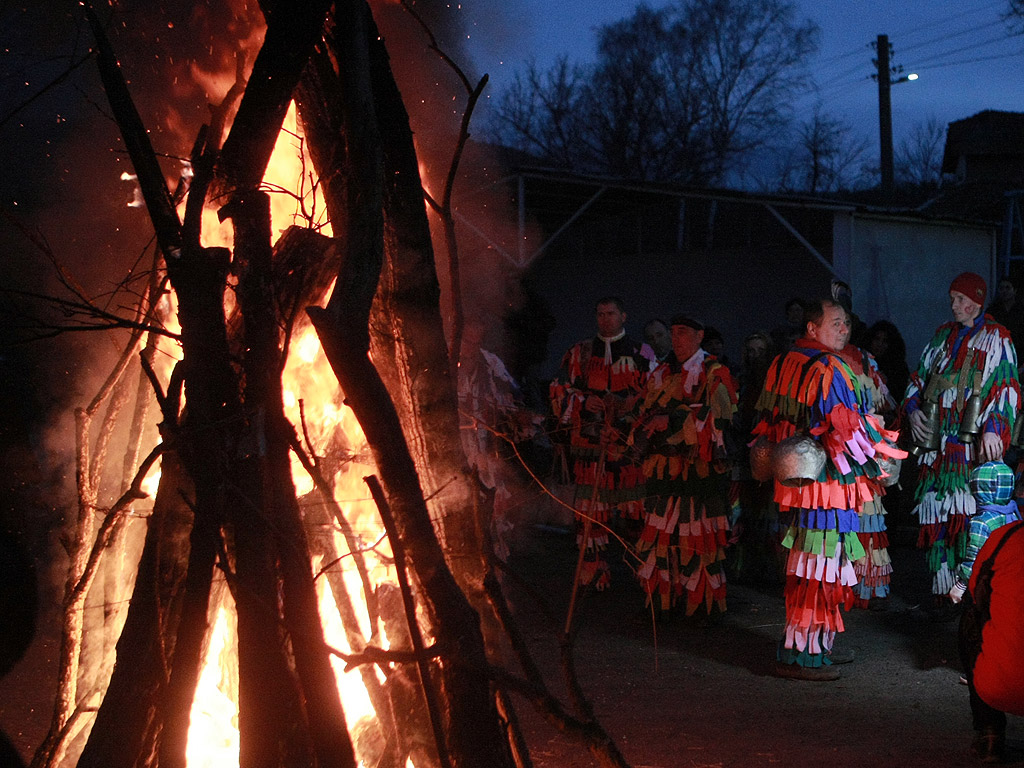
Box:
[2,523,1022,768]
[501,524,1023,768]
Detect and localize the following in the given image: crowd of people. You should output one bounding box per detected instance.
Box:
[458,272,1024,762]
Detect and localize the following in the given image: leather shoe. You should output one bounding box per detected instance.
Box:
[773,661,840,681]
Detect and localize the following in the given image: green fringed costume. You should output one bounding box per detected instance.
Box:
[903,314,1019,596]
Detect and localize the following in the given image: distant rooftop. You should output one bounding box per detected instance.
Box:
[941,110,1024,174]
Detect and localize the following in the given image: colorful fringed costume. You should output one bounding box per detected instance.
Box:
[838,344,897,607]
[752,339,903,668]
[630,349,738,615]
[550,333,655,588]
[903,315,1019,596]
[730,352,786,585]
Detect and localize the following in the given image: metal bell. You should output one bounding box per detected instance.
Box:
[958,394,982,444]
[876,455,902,487]
[771,434,826,487]
[909,400,942,456]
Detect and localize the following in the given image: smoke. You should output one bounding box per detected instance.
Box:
[0,0,546,536]
[369,0,545,368]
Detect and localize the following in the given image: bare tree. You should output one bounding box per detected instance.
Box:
[490,57,592,170]
[1006,0,1024,31]
[895,115,946,189]
[772,107,870,194]
[489,0,818,185]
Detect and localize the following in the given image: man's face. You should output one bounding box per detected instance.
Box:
[786,302,804,325]
[703,336,724,357]
[596,302,626,337]
[807,304,850,352]
[644,322,670,357]
[950,290,982,326]
[998,279,1015,304]
[837,315,852,349]
[671,324,704,362]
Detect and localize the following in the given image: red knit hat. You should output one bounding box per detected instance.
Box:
[949,272,987,306]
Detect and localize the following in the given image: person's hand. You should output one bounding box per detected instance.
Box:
[949,582,965,604]
[909,409,931,445]
[979,431,1004,463]
[584,395,605,414]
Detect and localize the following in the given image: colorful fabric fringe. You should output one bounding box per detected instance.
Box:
[631,350,737,614]
[838,344,896,607]
[904,315,1020,596]
[753,339,905,668]
[551,334,656,586]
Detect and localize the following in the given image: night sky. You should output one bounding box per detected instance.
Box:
[465,0,1024,160]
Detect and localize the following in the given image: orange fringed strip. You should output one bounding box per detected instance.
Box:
[815,403,861,446]
[775,474,876,510]
[683,570,727,616]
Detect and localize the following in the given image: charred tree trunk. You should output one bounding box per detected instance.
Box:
[156,242,240,768]
[300,2,512,765]
[225,189,356,768]
[76,451,194,768]
[367,15,492,617]
[225,191,318,768]
[298,0,491,613]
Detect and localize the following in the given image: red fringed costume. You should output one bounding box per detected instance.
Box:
[630,348,738,615]
[550,333,655,588]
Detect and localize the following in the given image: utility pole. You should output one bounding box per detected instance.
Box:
[875,34,894,198]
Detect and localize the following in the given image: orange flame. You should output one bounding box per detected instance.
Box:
[174,100,399,765]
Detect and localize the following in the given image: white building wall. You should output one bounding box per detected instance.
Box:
[844,214,997,367]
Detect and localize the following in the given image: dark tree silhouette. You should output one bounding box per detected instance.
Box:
[489,0,818,185]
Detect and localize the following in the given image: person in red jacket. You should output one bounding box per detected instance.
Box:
[959,519,1024,762]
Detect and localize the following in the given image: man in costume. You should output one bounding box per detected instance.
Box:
[903,272,1019,606]
[550,297,656,589]
[836,319,899,610]
[752,299,903,681]
[630,315,738,617]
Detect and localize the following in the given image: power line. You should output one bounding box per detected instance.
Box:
[888,0,1005,42]
[810,4,1011,83]
[912,50,1023,71]
[812,1,1005,70]
[909,33,1019,67]
[898,18,1006,55]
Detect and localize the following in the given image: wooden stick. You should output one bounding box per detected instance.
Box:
[365,474,453,768]
[563,446,607,636]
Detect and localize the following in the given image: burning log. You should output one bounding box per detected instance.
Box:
[225,188,356,768]
[76,451,193,768]
[299,1,516,765]
[31,1,630,766]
